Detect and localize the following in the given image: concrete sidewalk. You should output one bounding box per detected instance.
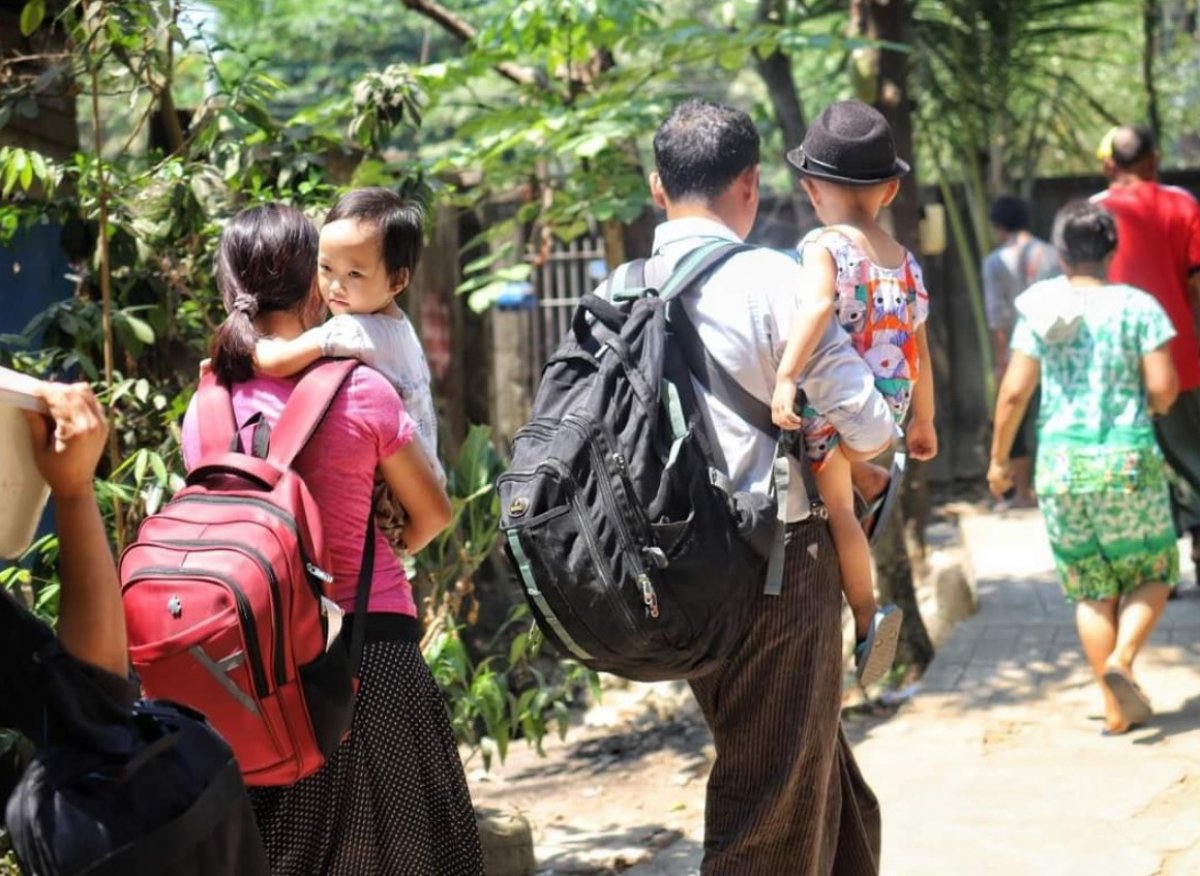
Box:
[853,508,1200,875]
[622,507,1200,876]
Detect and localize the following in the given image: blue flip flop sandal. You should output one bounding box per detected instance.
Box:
[856,452,907,548]
[855,605,904,688]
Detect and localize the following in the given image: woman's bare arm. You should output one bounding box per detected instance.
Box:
[377,442,452,554]
[988,352,1040,497]
[1142,346,1179,415]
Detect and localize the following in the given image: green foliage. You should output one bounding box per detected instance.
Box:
[0,535,61,627]
[425,606,596,771]
[200,0,455,115]
[913,0,1130,190]
[412,424,506,599]
[407,426,599,765]
[909,0,1139,400]
[1,0,591,775]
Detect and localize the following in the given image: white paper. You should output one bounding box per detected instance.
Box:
[0,404,50,559]
[0,366,48,414]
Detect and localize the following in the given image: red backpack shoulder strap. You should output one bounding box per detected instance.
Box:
[194,372,238,460]
[267,359,359,470]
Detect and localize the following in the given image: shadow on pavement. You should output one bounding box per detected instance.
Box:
[507,717,712,784]
[1134,692,1200,746]
[534,822,702,875]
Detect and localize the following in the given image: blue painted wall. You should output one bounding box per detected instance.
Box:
[1,223,74,560]
[0,222,73,337]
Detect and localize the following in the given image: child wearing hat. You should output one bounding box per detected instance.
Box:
[771,100,938,688]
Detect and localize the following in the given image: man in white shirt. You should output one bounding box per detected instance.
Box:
[637,99,893,874]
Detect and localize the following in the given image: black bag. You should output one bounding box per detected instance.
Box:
[1,592,268,876]
[499,240,809,681]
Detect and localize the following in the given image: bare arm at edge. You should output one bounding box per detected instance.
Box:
[377,441,452,554]
[1142,346,1179,415]
[22,383,127,678]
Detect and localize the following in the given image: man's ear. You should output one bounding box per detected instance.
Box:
[743,165,761,203]
[649,171,669,209]
[1102,157,1117,179]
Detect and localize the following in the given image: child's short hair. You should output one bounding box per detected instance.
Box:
[325,187,424,286]
[1051,200,1118,265]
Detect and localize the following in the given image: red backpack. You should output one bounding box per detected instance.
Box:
[120,360,374,787]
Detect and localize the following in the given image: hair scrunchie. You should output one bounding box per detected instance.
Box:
[232,292,259,318]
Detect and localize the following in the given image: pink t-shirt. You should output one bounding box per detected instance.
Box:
[181,366,417,616]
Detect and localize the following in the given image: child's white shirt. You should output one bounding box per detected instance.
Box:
[316,312,444,481]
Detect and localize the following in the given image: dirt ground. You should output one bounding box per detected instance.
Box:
[468,672,903,874]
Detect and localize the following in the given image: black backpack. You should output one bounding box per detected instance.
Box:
[499,240,814,681]
[1,592,268,876]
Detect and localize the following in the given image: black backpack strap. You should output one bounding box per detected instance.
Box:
[348,518,376,676]
[621,242,823,596]
[87,757,249,876]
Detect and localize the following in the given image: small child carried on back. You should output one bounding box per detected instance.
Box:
[771,101,939,687]
[254,188,444,553]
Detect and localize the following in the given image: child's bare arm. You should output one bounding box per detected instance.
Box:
[910,325,935,423]
[253,329,326,378]
[772,245,837,429]
[907,325,938,460]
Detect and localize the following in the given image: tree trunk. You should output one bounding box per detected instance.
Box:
[753,0,810,223]
[873,494,933,670]
[854,0,936,673]
[1143,0,1163,141]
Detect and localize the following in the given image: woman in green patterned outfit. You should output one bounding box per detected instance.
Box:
[989,200,1180,735]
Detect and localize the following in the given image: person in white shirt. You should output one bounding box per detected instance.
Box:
[982,195,1062,508]
[633,99,893,874]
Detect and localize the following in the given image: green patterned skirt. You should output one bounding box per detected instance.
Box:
[1041,479,1179,603]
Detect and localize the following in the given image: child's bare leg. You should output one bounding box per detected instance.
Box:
[849,459,890,504]
[816,447,877,641]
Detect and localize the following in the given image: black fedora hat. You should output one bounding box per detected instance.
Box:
[786,100,910,185]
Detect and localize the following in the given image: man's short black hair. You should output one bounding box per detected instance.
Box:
[988,195,1030,233]
[653,99,760,201]
[1111,125,1157,170]
[1052,200,1118,265]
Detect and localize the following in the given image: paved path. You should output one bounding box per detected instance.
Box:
[477,508,1200,875]
[622,507,1200,876]
[852,508,1200,875]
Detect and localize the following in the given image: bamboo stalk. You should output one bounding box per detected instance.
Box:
[87,2,124,551]
[936,172,995,405]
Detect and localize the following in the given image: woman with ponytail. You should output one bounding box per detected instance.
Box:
[182,204,483,875]
[989,200,1181,736]
[208,205,325,387]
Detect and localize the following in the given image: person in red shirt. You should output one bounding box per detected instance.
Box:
[1093,124,1200,565]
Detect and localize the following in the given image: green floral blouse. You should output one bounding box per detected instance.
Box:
[1010,279,1176,494]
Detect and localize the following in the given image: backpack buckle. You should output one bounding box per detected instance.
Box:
[641,546,669,569]
[638,574,660,619]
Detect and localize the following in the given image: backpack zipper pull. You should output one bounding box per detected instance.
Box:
[638,574,660,618]
[306,562,334,584]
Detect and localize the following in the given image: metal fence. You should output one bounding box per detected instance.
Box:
[528,232,608,379]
